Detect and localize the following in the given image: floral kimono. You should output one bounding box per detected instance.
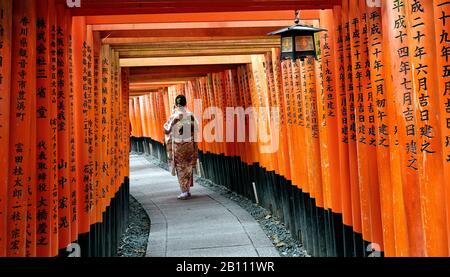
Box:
[164,106,198,193]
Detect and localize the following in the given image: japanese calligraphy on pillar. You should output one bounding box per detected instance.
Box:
[281,59,296,182]
[335,13,349,145]
[121,67,130,175]
[435,0,450,165]
[368,9,389,148]
[406,0,447,257]
[343,0,363,242]
[251,55,271,168]
[292,60,304,127]
[112,51,120,191]
[68,24,77,242]
[360,0,383,250]
[56,5,71,249]
[82,37,93,215]
[321,27,337,120]
[382,0,423,257]
[307,57,323,205]
[8,0,36,256]
[35,3,51,255]
[300,59,312,194]
[352,0,374,246]
[48,5,58,256]
[366,1,396,256]
[100,45,111,210]
[394,0,418,171]
[272,49,291,180]
[92,33,100,225]
[291,59,307,187]
[407,0,438,157]
[344,19,356,144]
[360,7,377,149]
[320,9,344,215]
[333,6,353,230]
[434,0,450,254]
[349,6,367,146]
[0,0,11,257]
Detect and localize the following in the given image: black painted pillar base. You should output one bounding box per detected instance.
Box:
[58,177,130,257]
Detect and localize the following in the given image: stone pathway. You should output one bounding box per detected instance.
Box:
[130,154,280,257]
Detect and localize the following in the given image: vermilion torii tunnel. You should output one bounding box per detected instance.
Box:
[0,0,449,258]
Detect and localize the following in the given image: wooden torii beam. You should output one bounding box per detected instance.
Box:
[129,64,239,75]
[111,38,279,46]
[130,73,208,82]
[131,78,201,84]
[58,0,341,16]
[130,81,187,86]
[129,82,188,95]
[120,55,256,67]
[111,38,279,58]
[97,27,288,39]
[117,48,273,58]
[107,35,280,47]
[86,10,320,25]
[93,20,295,31]
[102,36,274,44]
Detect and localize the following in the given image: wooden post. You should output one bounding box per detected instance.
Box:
[381,0,415,256]
[35,0,57,257]
[342,1,363,251]
[406,0,448,256]
[319,8,343,221]
[433,0,450,254]
[0,0,12,257]
[8,0,36,257]
[72,16,90,241]
[365,0,396,256]
[332,5,354,251]
[56,5,73,249]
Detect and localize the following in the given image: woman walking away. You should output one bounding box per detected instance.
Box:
[164,95,199,200]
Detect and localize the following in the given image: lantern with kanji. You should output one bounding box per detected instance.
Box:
[269,11,326,61]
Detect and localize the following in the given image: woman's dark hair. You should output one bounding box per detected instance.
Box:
[175,95,187,107]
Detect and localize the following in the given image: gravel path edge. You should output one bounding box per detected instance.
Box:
[117,195,151,257]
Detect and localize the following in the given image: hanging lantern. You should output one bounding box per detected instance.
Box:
[269,11,326,61]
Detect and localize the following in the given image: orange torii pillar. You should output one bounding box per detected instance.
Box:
[56,5,74,254]
[35,0,58,257]
[405,0,447,257]
[319,9,344,257]
[382,0,421,257]
[433,0,450,254]
[7,0,36,257]
[0,0,11,257]
[72,15,91,256]
[365,2,396,257]
[332,4,355,257]
[100,44,113,256]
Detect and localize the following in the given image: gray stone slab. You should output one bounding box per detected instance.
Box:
[149,222,166,233]
[166,232,252,251]
[147,251,166,257]
[167,245,259,257]
[167,223,244,236]
[255,247,280,257]
[247,231,274,248]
